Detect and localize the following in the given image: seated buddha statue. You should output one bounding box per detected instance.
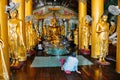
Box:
[48,16,61,45]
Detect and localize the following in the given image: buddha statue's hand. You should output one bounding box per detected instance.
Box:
[19,37,25,47]
[0,40,4,48]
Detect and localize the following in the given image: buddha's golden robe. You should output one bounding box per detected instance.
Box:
[8,11,26,61]
[96,15,109,61]
[25,21,34,51]
[81,18,90,50]
[48,17,61,45]
[74,27,79,46]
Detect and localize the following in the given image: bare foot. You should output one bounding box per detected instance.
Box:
[76,71,81,74]
[10,59,15,67]
[14,60,19,67]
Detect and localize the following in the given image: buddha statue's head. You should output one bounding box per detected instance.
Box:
[101,15,108,22]
[83,17,89,25]
[51,17,58,27]
[83,15,92,24]
[9,9,18,19]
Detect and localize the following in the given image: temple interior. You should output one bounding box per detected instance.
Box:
[0,0,120,80]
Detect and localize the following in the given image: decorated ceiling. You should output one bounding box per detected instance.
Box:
[33,6,78,20]
[33,0,117,16]
[32,0,118,26]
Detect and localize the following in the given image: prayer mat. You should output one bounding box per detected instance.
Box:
[30,55,93,67]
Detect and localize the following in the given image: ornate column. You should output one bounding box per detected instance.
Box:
[78,0,87,49]
[116,0,120,73]
[25,0,33,50]
[12,0,26,61]
[91,0,104,58]
[25,0,33,16]
[0,0,10,79]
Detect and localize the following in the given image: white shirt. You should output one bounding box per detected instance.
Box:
[38,44,43,50]
[63,56,78,71]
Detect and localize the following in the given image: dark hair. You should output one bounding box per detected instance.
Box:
[71,52,76,57]
[39,41,42,44]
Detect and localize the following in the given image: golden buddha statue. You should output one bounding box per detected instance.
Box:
[33,28,39,46]
[89,24,92,46]
[8,9,26,67]
[60,24,65,36]
[96,15,109,62]
[81,17,91,50]
[109,21,116,35]
[48,16,61,45]
[25,20,34,51]
[109,21,116,45]
[74,26,79,46]
[43,23,47,37]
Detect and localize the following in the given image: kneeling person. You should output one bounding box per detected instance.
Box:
[61,52,81,74]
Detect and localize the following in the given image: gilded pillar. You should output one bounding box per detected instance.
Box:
[0,0,10,79]
[91,0,104,58]
[12,0,26,61]
[116,0,120,73]
[25,0,33,16]
[78,0,87,49]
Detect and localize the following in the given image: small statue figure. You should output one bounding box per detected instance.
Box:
[74,26,79,46]
[25,16,34,51]
[43,23,47,37]
[109,21,117,45]
[60,24,65,37]
[81,15,92,50]
[109,21,116,35]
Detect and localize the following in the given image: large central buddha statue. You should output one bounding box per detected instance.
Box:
[48,15,61,46]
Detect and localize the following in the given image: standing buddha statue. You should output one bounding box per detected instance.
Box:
[8,9,26,67]
[96,15,109,63]
[25,16,34,51]
[74,26,79,46]
[81,16,91,50]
